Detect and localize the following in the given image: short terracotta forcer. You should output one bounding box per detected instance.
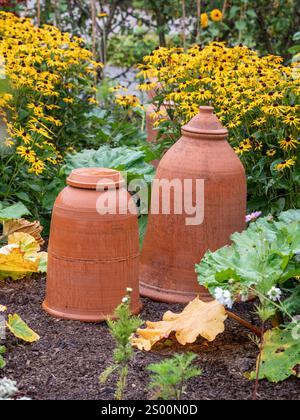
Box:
[43,168,141,322]
[140,106,247,304]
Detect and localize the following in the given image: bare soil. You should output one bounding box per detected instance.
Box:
[0,276,299,401]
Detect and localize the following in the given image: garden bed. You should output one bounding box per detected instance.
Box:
[0,277,299,401]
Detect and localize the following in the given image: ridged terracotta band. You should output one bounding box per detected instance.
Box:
[182,131,228,139]
[49,251,140,263]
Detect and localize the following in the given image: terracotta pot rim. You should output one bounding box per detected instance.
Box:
[140,281,213,304]
[42,301,142,323]
[67,168,125,190]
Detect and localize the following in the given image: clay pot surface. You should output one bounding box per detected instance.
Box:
[140,106,247,303]
[43,168,141,322]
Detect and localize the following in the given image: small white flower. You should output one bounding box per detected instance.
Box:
[267,287,282,302]
[214,287,233,309]
[214,287,224,300]
[122,297,129,304]
[126,287,133,293]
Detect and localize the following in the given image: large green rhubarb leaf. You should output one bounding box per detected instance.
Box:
[249,328,300,383]
[196,211,300,300]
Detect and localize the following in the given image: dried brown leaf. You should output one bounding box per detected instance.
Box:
[131,297,227,351]
[3,219,44,246]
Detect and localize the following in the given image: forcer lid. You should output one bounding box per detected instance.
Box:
[182,106,228,138]
[67,168,125,190]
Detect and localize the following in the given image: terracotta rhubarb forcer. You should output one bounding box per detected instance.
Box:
[140,106,247,303]
[43,168,141,322]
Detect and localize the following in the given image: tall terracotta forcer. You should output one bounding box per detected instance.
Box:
[43,168,141,322]
[140,106,247,304]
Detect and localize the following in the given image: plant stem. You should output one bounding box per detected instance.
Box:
[196,0,201,40]
[3,160,21,201]
[37,0,41,26]
[91,0,97,58]
[238,0,248,44]
[116,364,128,401]
[181,0,187,50]
[222,0,228,18]
[226,311,262,337]
[253,323,265,401]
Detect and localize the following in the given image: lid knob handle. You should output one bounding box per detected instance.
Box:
[181,104,228,138]
[199,106,214,114]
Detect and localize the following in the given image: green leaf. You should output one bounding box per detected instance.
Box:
[279,210,300,224]
[15,192,31,203]
[0,346,6,369]
[282,286,300,316]
[246,9,257,19]
[6,314,40,343]
[147,353,202,400]
[139,215,148,249]
[62,145,156,187]
[288,46,300,54]
[228,5,240,19]
[38,252,48,273]
[293,32,300,41]
[249,328,300,382]
[0,79,12,95]
[0,202,31,222]
[196,211,300,301]
[235,21,247,31]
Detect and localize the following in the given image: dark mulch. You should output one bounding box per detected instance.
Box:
[0,277,299,401]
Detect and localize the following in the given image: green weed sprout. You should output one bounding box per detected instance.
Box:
[99,289,143,400]
[147,352,202,400]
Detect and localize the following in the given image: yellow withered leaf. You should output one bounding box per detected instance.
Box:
[8,232,40,256]
[6,314,40,343]
[131,297,227,351]
[0,233,46,280]
[3,219,44,246]
[0,248,39,279]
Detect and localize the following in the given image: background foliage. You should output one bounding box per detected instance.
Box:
[5,1,299,64]
[134,43,300,214]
